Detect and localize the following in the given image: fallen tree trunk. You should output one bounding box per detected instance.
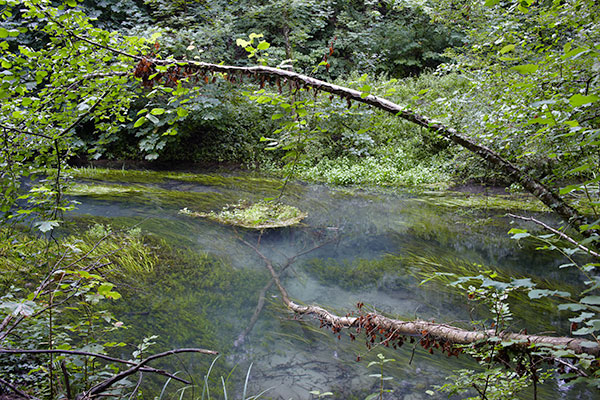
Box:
[239,237,599,357]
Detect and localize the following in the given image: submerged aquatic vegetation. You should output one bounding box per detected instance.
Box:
[181,200,307,229]
[67,181,228,210]
[302,256,403,290]
[417,191,550,213]
[0,223,159,286]
[66,167,304,198]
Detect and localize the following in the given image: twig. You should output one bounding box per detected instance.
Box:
[61,360,73,400]
[128,371,143,400]
[0,376,41,400]
[508,214,600,258]
[82,348,218,399]
[0,123,53,140]
[472,383,489,400]
[0,349,191,385]
[56,89,112,138]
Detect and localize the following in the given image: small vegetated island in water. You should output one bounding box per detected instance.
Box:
[180,200,307,229]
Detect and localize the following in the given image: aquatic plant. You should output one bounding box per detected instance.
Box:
[180,200,307,229]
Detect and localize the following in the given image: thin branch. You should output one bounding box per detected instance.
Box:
[472,383,490,400]
[83,348,218,399]
[0,376,41,400]
[0,123,53,140]
[40,8,143,61]
[64,71,129,89]
[0,349,191,385]
[57,89,112,138]
[235,234,337,346]
[508,214,600,258]
[61,360,73,400]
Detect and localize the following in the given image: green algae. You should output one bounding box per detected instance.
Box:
[105,239,268,394]
[302,255,402,290]
[0,224,159,288]
[66,167,305,198]
[418,191,550,212]
[181,200,307,229]
[67,181,228,210]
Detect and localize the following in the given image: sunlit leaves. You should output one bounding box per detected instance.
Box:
[134,116,147,127]
[510,64,538,74]
[499,44,515,54]
[569,94,599,108]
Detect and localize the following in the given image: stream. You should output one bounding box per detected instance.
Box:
[67,169,594,400]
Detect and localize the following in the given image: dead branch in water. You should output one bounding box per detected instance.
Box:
[238,237,599,358]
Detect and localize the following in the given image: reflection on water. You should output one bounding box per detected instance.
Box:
[68,172,593,399]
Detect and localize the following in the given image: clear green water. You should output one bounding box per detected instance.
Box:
[68,171,594,399]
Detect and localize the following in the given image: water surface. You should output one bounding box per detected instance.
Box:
[68,171,592,399]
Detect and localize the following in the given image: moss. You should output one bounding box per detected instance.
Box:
[181,200,307,229]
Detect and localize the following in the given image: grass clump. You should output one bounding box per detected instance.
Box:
[180,200,307,229]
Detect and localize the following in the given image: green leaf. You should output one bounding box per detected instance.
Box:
[176,107,188,118]
[499,44,515,54]
[0,28,8,38]
[511,64,538,74]
[560,183,581,195]
[150,108,165,115]
[98,283,114,296]
[528,289,570,299]
[569,94,599,107]
[579,340,599,348]
[146,114,159,124]
[572,326,595,335]
[271,113,284,120]
[37,220,59,232]
[256,41,270,51]
[66,0,77,7]
[236,38,251,48]
[510,278,535,288]
[580,296,600,305]
[133,116,147,128]
[484,0,500,6]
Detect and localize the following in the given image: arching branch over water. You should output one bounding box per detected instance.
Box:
[137,57,592,237]
[35,13,591,236]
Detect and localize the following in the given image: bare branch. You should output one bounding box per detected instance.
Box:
[82,348,218,399]
[508,214,600,258]
[0,349,192,385]
[0,123,53,140]
[0,376,41,400]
